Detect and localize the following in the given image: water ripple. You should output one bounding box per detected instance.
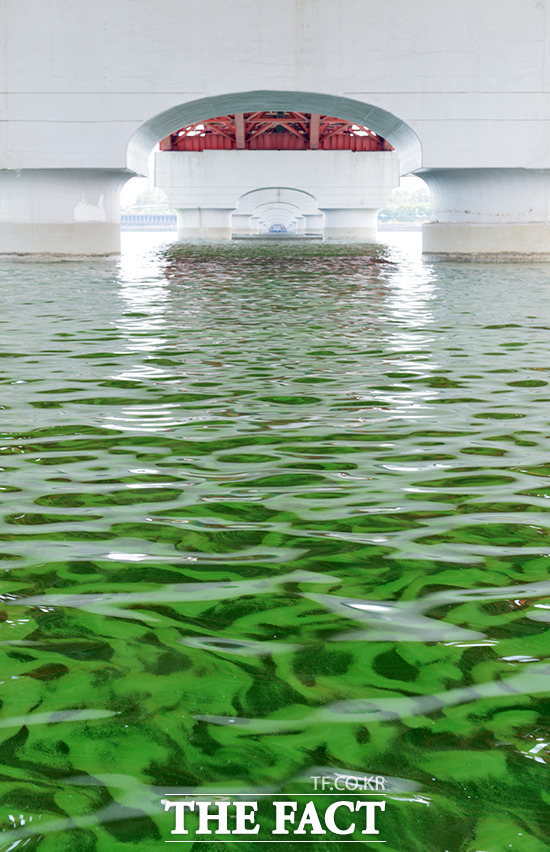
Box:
[2,235,550,847]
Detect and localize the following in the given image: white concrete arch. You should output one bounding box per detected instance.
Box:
[237,188,319,216]
[233,200,305,236]
[232,188,324,237]
[128,90,422,176]
[255,203,301,230]
[253,201,303,216]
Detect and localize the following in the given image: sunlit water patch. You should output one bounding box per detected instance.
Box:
[1,233,550,850]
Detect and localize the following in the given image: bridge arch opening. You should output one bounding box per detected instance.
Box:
[239,187,317,208]
[232,187,323,237]
[127,90,422,177]
[251,203,304,235]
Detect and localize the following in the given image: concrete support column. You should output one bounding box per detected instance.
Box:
[320,208,379,240]
[303,213,324,235]
[175,208,233,239]
[0,169,130,257]
[421,168,550,261]
[231,213,253,236]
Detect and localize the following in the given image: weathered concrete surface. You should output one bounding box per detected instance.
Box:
[421,168,550,259]
[0,169,128,256]
[423,224,550,261]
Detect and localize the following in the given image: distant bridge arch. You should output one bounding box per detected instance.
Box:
[237,188,319,215]
[233,187,323,237]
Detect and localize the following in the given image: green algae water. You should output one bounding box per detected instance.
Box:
[1,232,550,851]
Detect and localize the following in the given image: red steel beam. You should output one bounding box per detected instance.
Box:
[161,112,393,152]
[309,113,320,149]
[235,113,245,149]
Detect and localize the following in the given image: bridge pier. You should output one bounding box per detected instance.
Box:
[176,207,233,239]
[232,213,255,236]
[320,208,379,240]
[0,169,129,257]
[303,214,324,236]
[422,169,550,261]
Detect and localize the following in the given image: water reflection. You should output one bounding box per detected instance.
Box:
[2,232,550,848]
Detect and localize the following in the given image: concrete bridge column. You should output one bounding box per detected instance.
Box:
[232,213,254,236]
[175,207,233,239]
[303,213,324,235]
[0,169,129,257]
[422,169,550,261]
[320,208,379,240]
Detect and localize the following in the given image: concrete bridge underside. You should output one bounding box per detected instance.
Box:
[155,149,399,240]
[3,0,550,259]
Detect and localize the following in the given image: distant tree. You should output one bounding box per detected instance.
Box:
[378,183,432,223]
[122,183,171,211]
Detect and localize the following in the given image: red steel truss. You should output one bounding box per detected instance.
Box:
[159,112,394,152]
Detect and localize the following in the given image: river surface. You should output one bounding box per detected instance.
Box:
[1,232,550,851]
